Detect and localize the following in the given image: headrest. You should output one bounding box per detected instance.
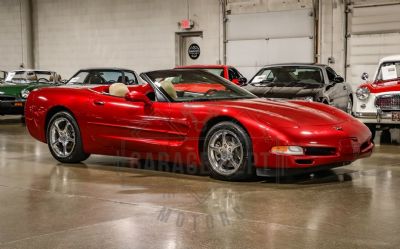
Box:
[160,78,177,99]
[109,83,129,97]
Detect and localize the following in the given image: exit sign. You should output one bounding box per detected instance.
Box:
[180,19,194,30]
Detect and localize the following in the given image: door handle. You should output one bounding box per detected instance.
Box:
[93,100,105,106]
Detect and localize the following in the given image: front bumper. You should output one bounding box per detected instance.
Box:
[255,138,374,177]
[354,111,400,124]
[0,100,25,115]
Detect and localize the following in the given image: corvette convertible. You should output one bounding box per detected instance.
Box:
[25,69,373,181]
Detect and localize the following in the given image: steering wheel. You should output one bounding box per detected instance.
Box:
[127,79,136,85]
[204,89,219,96]
[37,78,49,83]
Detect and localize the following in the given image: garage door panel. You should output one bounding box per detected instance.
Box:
[347,1,400,86]
[226,40,267,68]
[347,33,400,85]
[267,37,314,64]
[227,9,313,41]
[349,4,400,34]
[226,8,314,79]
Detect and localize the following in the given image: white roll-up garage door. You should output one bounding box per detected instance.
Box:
[346,2,400,90]
[226,9,315,79]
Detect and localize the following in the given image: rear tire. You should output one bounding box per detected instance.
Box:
[46,111,90,163]
[202,121,254,181]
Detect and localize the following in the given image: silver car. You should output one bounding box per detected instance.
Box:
[243,63,353,113]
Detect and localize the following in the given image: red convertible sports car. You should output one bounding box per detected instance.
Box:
[25,69,373,181]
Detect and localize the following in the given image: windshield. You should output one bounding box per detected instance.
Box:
[144,69,256,102]
[5,71,54,84]
[251,66,324,85]
[68,70,137,85]
[376,62,400,81]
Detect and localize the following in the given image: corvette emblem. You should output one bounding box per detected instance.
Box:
[333,126,343,131]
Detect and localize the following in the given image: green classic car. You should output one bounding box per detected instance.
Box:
[0,69,62,115]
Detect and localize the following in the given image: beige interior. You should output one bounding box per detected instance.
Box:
[109,83,129,97]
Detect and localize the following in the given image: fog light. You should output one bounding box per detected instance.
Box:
[271,146,304,155]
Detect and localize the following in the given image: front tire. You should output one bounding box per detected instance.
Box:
[202,121,254,181]
[46,111,90,163]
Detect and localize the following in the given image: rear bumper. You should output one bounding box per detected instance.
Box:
[0,100,25,115]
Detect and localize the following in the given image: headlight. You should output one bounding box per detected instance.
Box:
[356,87,370,100]
[21,89,30,99]
[271,146,304,155]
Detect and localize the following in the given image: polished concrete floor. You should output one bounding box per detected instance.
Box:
[0,116,399,249]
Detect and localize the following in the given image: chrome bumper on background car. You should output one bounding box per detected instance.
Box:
[354,111,400,123]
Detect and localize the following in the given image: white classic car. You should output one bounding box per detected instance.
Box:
[354,55,400,139]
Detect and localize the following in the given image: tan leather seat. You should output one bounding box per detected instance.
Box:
[49,75,54,82]
[160,78,177,99]
[109,83,129,97]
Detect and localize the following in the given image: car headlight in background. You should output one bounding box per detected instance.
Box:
[21,89,30,99]
[271,146,304,155]
[356,87,370,100]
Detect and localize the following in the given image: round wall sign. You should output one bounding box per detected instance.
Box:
[188,43,200,60]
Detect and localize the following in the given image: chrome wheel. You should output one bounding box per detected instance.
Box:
[49,117,76,158]
[207,129,244,176]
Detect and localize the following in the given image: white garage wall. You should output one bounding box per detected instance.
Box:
[0,0,33,71]
[32,0,222,78]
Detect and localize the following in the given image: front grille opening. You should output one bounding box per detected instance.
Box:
[304,147,336,156]
[296,159,314,165]
[376,94,400,111]
[0,96,16,101]
[360,141,370,151]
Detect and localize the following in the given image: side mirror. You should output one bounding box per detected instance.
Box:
[361,72,369,81]
[125,91,152,106]
[334,76,344,83]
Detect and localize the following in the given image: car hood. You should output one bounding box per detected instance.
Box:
[0,83,31,96]
[361,79,400,93]
[243,81,323,98]
[0,83,53,96]
[201,98,348,128]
